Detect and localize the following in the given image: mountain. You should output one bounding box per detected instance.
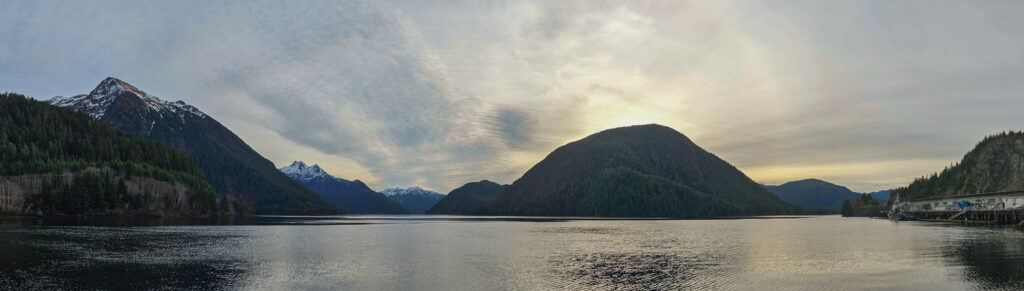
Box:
[0,92,247,216]
[892,131,1024,202]
[480,124,816,217]
[379,187,444,214]
[50,77,339,215]
[280,161,409,214]
[426,180,505,215]
[867,190,892,204]
[762,179,860,210]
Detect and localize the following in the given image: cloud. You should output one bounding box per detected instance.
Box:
[180,1,490,190]
[484,106,536,150]
[2,0,1024,192]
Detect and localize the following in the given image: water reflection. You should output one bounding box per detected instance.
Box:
[0,225,253,289]
[944,231,1024,290]
[551,252,722,289]
[1,216,1023,290]
[1,215,255,227]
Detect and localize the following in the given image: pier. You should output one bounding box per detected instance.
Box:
[913,209,1023,225]
[900,190,1024,226]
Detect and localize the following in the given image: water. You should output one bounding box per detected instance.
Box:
[1,215,1023,290]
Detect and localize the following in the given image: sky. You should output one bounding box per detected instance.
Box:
[2,0,1023,193]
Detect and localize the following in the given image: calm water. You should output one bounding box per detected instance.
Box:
[2,215,1023,290]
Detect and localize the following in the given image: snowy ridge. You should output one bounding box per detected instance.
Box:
[380,186,445,214]
[279,161,330,181]
[380,187,444,198]
[50,93,112,119]
[48,77,207,119]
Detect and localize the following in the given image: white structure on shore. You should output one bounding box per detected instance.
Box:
[906,190,1024,212]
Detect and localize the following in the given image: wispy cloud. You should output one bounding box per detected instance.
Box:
[2,0,1023,192]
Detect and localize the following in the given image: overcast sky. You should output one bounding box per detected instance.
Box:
[3,0,1023,193]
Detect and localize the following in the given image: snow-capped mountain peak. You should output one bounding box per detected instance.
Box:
[380,187,444,198]
[379,186,445,214]
[49,77,207,120]
[280,161,330,181]
[93,76,146,99]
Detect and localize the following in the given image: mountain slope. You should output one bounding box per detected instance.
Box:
[281,162,409,214]
[50,77,338,215]
[762,179,860,210]
[379,187,444,214]
[426,180,504,215]
[0,92,246,216]
[892,131,1024,202]
[867,190,892,204]
[481,124,814,217]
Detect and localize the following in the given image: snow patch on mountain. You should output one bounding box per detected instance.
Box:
[380,186,445,214]
[50,93,111,119]
[279,161,330,181]
[380,187,444,199]
[48,77,207,120]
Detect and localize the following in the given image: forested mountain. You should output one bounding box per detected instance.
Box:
[480,124,820,217]
[762,179,860,210]
[0,93,247,216]
[50,77,338,215]
[379,187,444,214]
[281,161,408,214]
[840,194,886,217]
[892,131,1024,202]
[426,180,504,215]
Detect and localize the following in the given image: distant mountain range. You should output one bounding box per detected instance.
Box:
[761,179,891,210]
[281,161,408,214]
[426,180,505,215]
[866,190,891,204]
[480,124,820,217]
[892,131,1024,202]
[379,187,444,214]
[50,77,339,215]
[0,93,246,216]
[28,77,951,218]
[762,179,860,210]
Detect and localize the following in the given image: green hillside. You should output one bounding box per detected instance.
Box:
[426,180,504,215]
[893,131,1024,202]
[481,124,821,217]
[0,92,247,215]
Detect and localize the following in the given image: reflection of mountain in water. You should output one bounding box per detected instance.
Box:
[0,226,253,289]
[945,235,1024,290]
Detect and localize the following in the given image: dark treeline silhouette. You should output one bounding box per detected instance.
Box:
[840,194,885,217]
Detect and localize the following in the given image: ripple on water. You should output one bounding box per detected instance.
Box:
[550,252,721,290]
[535,226,624,234]
[0,226,255,290]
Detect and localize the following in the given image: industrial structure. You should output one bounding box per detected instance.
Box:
[898,190,1024,225]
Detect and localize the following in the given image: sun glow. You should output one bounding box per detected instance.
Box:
[609,116,657,128]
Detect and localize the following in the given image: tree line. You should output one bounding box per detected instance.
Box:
[0,93,239,215]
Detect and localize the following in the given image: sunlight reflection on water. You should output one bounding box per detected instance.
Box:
[2,216,1023,290]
